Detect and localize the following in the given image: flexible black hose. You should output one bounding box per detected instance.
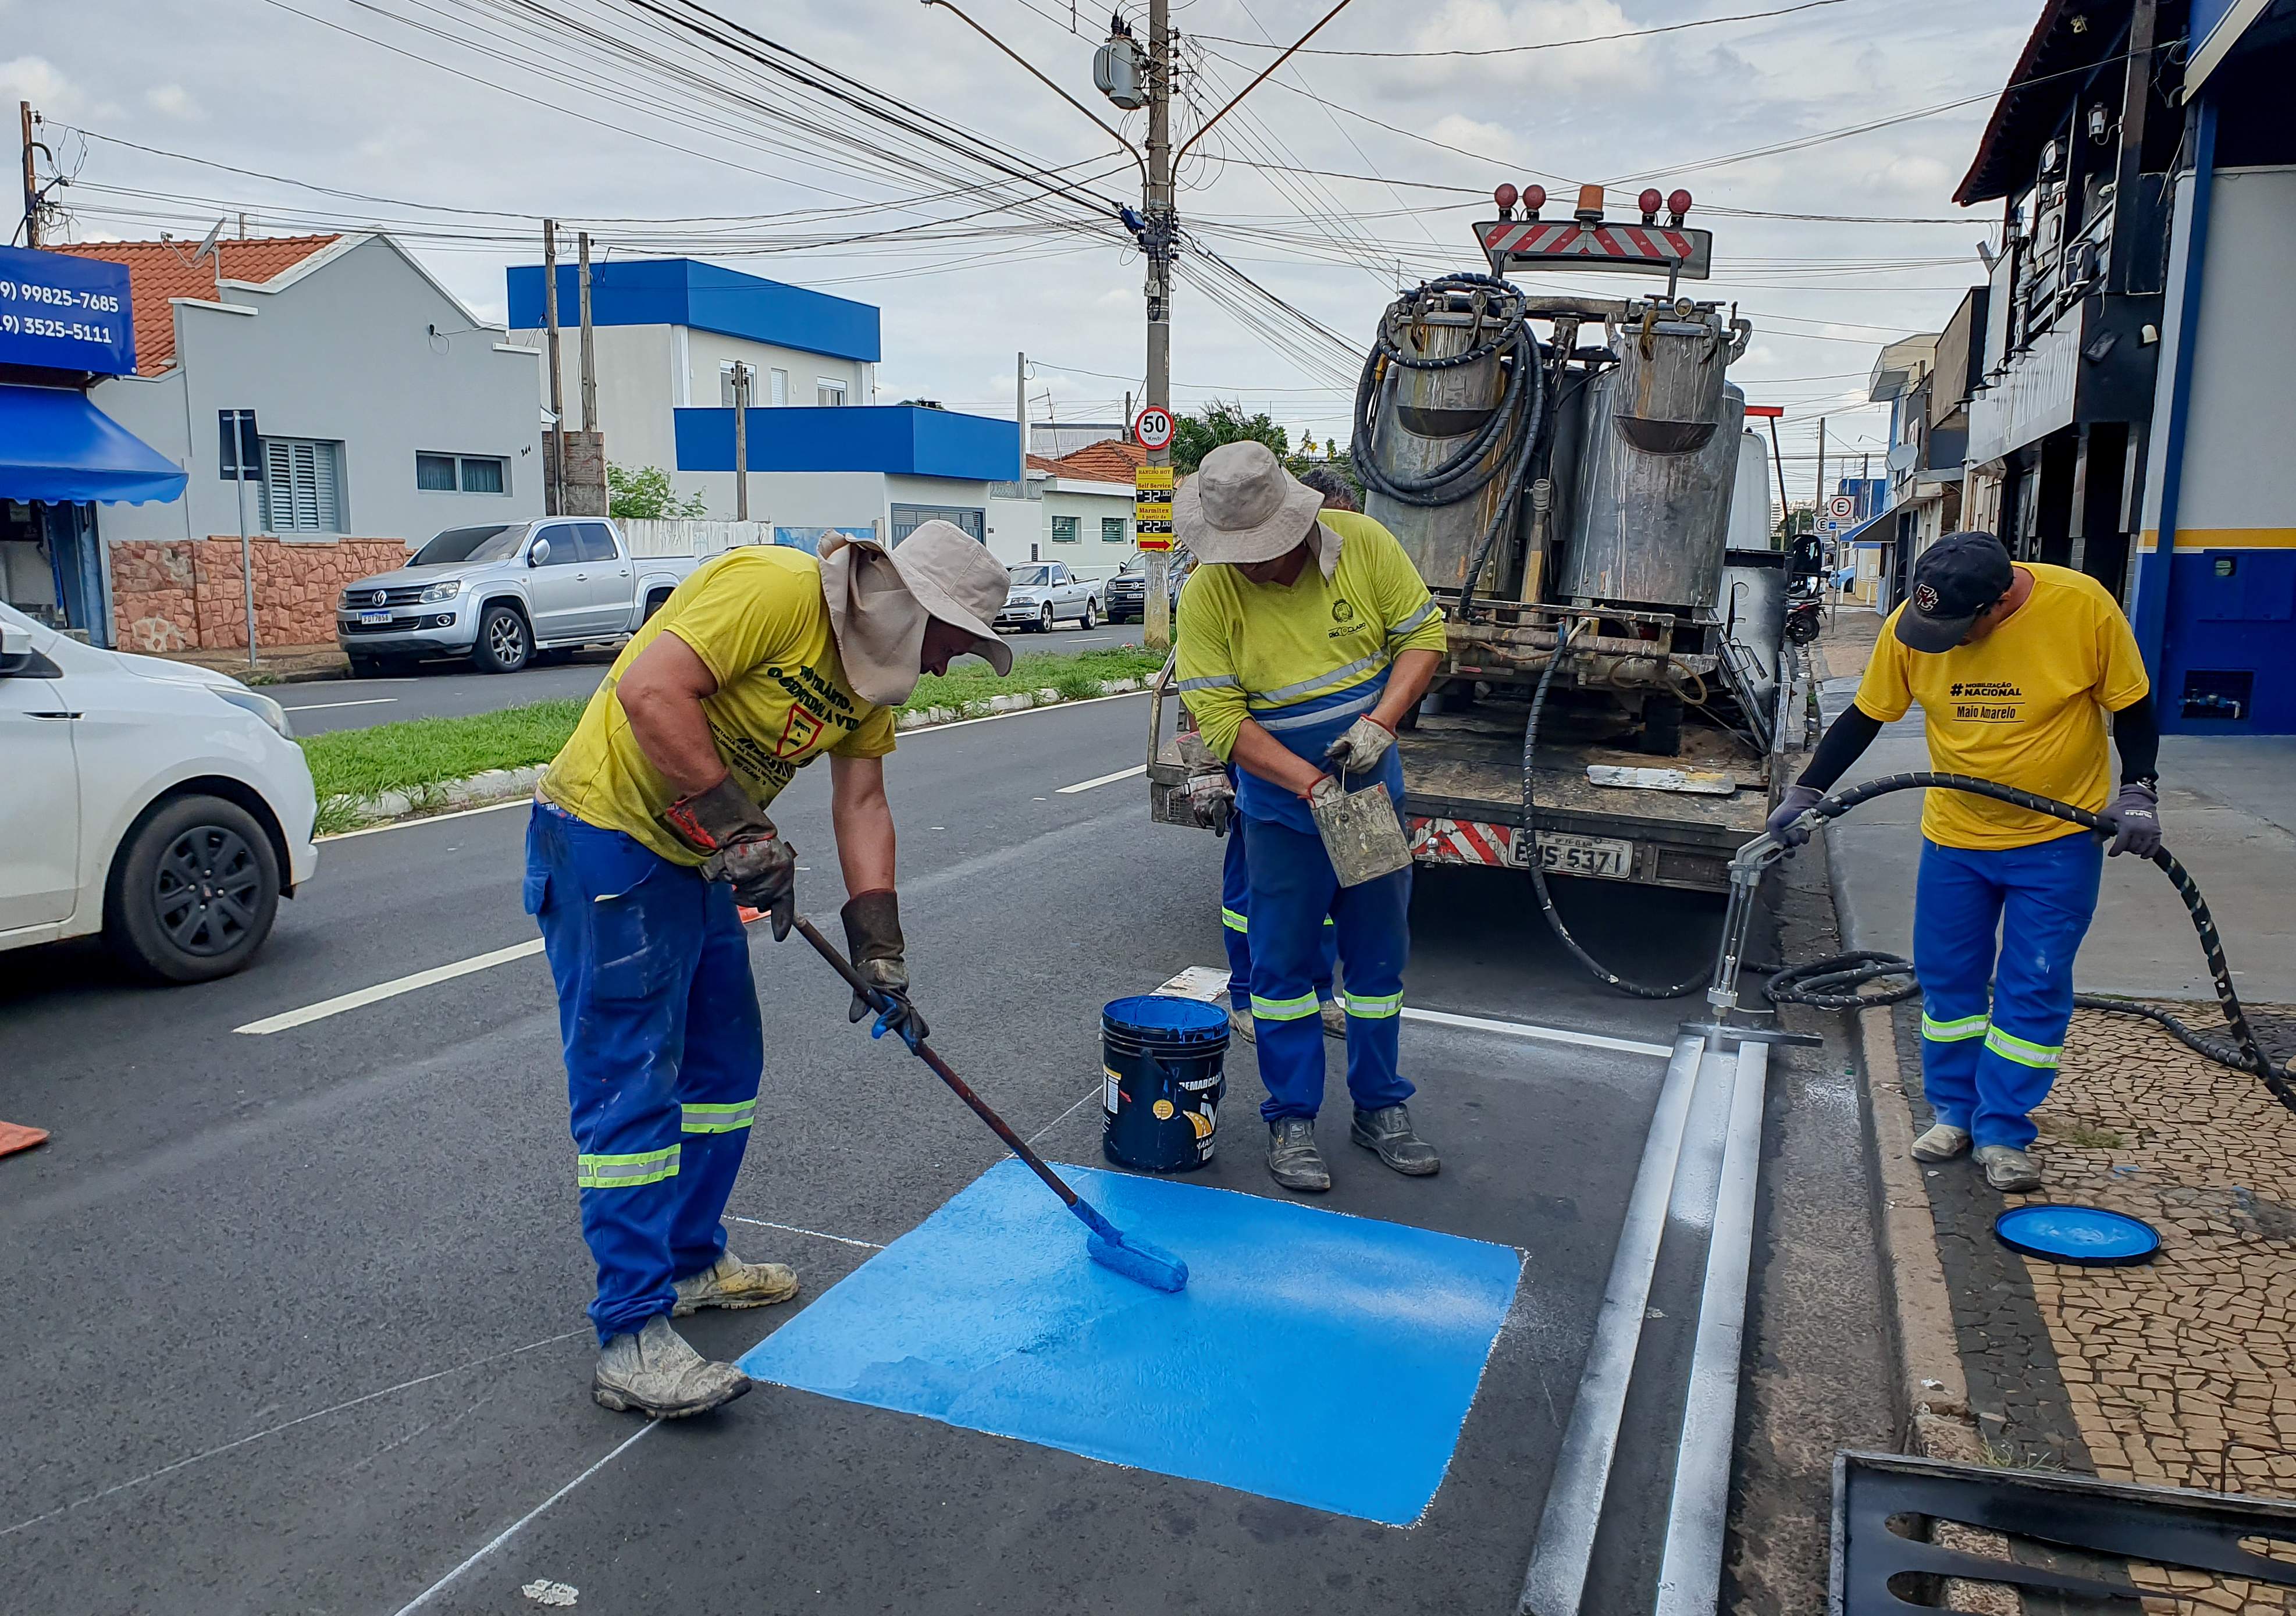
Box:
[1762,772,2294,1108]
[1521,636,1712,999]
[1350,273,1545,621]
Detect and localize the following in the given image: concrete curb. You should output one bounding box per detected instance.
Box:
[319,677,1150,832]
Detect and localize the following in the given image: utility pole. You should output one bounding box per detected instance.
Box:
[732,361,752,522]
[577,230,598,437]
[543,221,564,518]
[1141,0,1175,651]
[19,101,38,248]
[1015,351,1028,482]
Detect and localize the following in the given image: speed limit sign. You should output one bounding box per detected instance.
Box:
[1133,405,1175,451]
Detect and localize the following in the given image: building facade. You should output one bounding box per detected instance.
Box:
[985,440,1143,571]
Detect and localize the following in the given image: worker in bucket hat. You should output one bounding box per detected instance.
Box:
[1173,442,1450,1194]
[1767,532,2160,1194]
[527,521,1010,1418]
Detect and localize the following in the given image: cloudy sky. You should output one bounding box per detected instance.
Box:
[7,0,2034,487]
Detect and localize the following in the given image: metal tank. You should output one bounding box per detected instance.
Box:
[1557,306,1748,612]
[1362,302,1518,593]
[1727,428,1774,551]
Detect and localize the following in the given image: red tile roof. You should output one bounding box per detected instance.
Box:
[1027,437,1147,485]
[49,235,343,375]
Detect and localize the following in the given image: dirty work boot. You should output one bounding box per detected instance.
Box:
[1227,1006,1257,1045]
[1351,1104,1440,1176]
[1974,1144,2042,1193]
[1910,1123,1971,1162]
[672,1250,798,1316]
[1319,1000,1347,1040]
[593,1315,751,1418]
[1266,1117,1331,1193]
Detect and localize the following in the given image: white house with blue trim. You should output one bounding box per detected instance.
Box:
[506,259,1016,548]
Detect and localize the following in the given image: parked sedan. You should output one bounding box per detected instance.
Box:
[996,561,1101,632]
[0,601,319,983]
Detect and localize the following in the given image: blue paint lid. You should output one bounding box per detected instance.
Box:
[1995,1204,2161,1266]
[1103,995,1229,1041]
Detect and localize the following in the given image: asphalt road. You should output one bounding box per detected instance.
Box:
[282,624,1148,735]
[1,692,1759,1614]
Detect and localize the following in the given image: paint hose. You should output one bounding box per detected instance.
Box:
[1760,773,2296,1112]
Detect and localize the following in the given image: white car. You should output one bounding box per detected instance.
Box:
[996,562,1101,633]
[0,602,319,983]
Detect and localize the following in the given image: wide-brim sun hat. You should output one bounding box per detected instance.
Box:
[820,521,1012,706]
[1173,440,1326,565]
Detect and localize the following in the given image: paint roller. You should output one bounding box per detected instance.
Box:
[791,917,1190,1294]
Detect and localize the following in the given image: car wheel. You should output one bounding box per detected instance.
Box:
[474,604,531,673]
[1038,603,1054,633]
[105,795,282,984]
[1079,598,1097,629]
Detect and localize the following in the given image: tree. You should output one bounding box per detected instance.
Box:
[607,463,707,521]
[1171,401,1288,474]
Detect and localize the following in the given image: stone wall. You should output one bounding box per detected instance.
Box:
[111,536,413,652]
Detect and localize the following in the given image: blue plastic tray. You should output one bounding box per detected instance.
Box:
[1995,1203,2160,1266]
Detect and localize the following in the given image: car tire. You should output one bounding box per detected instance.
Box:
[1038,603,1054,633]
[105,794,282,984]
[1636,696,1684,757]
[474,604,531,673]
[643,589,673,623]
[1079,598,1097,629]
[346,652,383,679]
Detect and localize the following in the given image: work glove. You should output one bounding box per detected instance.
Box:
[1322,716,1396,777]
[1184,766,1235,838]
[1304,774,1345,811]
[842,890,928,1050]
[2100,780,2162,859]
[1763,784,1827,851]
[659,776,796,939]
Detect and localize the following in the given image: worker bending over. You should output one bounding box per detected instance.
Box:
[1769,532,2160,1193]
[1174,442,1448,1193]
[527,523,1010,1418]
[1192,462,1363,1046]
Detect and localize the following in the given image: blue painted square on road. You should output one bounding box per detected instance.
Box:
[738,1159,1521,1525]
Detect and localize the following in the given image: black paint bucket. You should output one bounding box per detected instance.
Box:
[1101,995,1229,1173]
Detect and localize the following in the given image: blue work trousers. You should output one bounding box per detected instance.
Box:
[1221,771,1336,1012]
[525,803,764,1343]
[1913,832,2102,1151]
[1240,815,1412,1122]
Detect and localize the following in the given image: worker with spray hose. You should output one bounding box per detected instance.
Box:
[1768,531,2160,1193]
[1186,461,1362,1048]
[1174,442,1449,1193]
[525,523,1011,1418]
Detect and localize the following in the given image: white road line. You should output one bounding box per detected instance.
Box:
[1399,1005,1673,1059]
[390,1421,656,1615]
[726,1215,884,1251]
[281,697,398,713]
[1056,763,1147,795]
[316,797,531,842]
[234,939,544,1034]
[1026,1084,1102,1147]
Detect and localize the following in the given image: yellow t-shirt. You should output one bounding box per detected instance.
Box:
[1855,563,2149,850]
[542,546,897,864]
[1174,509,1449,760]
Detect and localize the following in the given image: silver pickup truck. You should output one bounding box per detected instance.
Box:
[334,518,699,675]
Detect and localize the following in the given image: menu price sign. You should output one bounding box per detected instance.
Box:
[1135,464,1173,551]
[0,245,136,376]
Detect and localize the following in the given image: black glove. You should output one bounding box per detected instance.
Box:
[659,776,796,939]
[842,890,927,1049]
[1764,784,1825,850]
[2101,780,2162,859]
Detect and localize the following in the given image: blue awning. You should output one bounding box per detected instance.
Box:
[0,384,188,505]
[1836,502,1901,545]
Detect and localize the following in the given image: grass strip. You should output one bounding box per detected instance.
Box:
[300,642,1166,833]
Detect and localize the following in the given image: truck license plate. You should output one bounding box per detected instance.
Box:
[359,610,392,625]
[1532,832,1633,880]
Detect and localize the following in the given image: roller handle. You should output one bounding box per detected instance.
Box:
[791,916,1083,1212]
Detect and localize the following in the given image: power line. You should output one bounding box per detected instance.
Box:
[1193,0,1853,59]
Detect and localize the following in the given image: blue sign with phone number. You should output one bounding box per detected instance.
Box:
[0,244,136,375]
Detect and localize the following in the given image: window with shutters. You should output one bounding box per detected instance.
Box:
[1050,515,1080,544]
[260,438,344,534]
[1102,516,1126,545]
[770,368,789,407]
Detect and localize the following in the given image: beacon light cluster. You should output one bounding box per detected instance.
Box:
[1491,182,1693,227]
